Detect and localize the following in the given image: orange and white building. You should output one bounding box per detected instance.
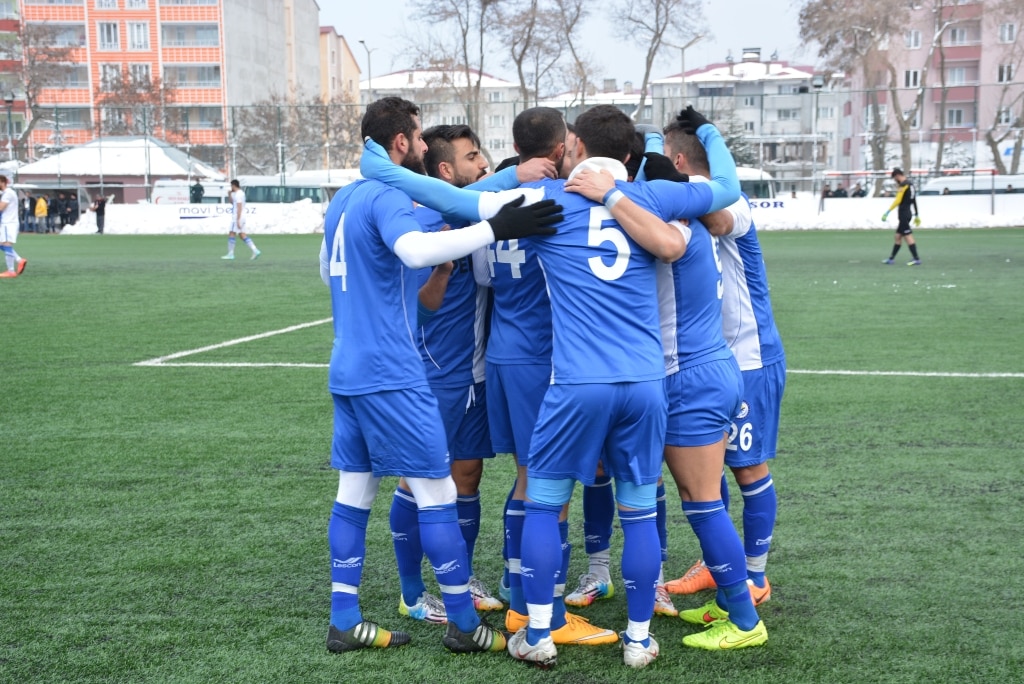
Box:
[6,0,321,158]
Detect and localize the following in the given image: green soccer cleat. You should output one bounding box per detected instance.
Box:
[326,621,411,653]
[442,616,508,653]
[220,253,235,260]
[679,598,729,625]
[682,619,768,651]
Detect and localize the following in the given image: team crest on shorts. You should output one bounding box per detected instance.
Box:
[736,402,749,419]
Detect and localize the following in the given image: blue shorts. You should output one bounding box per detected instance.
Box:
[665,357,743,447]
[527,381,666,486]
[331,386,450,478]
[431,381,493,461]
[725,359,786,468]
[486,362,550,461]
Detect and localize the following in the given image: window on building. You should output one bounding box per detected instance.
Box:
[44,23,87,48]
[488,115,505,128]
[999,23,1017,43]
[948,27,968,45]
[998,108,1012,125]
[946,108,964,126]
[61,64,90,88]
[904,30,921,49]
[331,76,336,92]
[863,104,887,129]
[998,64,1014,83]
[98,22,119,50]
[96,0,117,8]
[157,0,217,5]
[742,96,757,107]
[488,91,503,103]
[904,70,920,88]
[777,108,800,120]
[128,22,149,50]
[100,63,121,90]
[488,139,506,152]
[130,63,151,84]
[744,121,754,132]
[331,50,336,65]
[127,0,147,7]
[946,67,966,85]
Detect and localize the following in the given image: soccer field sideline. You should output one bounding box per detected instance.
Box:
[134,317,1024,379]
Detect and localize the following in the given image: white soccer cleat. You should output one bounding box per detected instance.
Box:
[622,633,660,668]
[507,628,557,669]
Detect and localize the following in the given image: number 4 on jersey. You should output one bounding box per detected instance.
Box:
[330,212,348,290]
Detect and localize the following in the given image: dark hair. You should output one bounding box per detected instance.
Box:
[361,97,420,151]
[0,174,8,184]
[624,131,645,180]
[422,124,480,180]
[513,107,565,160]
[573,105,634,162]
[663,120,709,175]
[230,179,240,189]
[891,167,904,178]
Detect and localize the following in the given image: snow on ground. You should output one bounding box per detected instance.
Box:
[53,190,1024,236]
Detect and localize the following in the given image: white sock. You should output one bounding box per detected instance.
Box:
[589,549,611,582]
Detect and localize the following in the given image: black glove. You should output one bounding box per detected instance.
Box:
[642,153,689,183]
[488,196,562,241]
[675,105,712,134]
[494,155,520,172]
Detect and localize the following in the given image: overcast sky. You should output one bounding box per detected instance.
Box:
[325,0,814,89]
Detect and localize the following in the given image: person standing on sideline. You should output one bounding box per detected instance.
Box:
[0,175,27,278]
[34,194,47,233]
[88,193,107,234]
[221,180,260,260]
[882,168,922,265]
[319,96,561,655]
[190,180,205,204]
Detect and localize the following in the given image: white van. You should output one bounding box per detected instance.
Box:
[919,174,1024,195]
[737,167,777,199]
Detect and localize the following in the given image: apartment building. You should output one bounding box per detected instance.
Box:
[5,0,320,157]
[319,26,359,103]
[843,0,1022,172]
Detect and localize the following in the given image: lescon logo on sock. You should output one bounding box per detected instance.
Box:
[333,556,363,569]
[520,565,535,578]
[391,532,408,541]
[432,560,461,575]
[707,562,731,574]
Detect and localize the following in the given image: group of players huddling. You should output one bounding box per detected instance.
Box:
[318,96,785,669]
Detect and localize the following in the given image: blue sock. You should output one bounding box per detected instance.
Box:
[721,471,731,511]
[619,506,659,629]
[502,480,516,589]
[655,482,669,564]
[583,476,614,555]
[328,502,370,630]
[419,504,478,633]
[505,498,526,614]
[551,520,570,630]
[389,488,425,605]
[522,501,562,643]
[740,473,776,587]
[682,500,758,631]
[456,492,481,572]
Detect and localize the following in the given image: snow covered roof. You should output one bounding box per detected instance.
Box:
[652,61,816,85]
[362,67,516,91]
[16,137,225,180]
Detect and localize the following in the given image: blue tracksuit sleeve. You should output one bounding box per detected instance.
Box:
[467,166,520,192]
[359,137,483,221]
[635,131,665,182]
[697,124,741,212]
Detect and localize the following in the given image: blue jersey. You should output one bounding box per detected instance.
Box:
[719,195,785,371]
[414,205,489,388]
[656,218,735,373]
[323,179,428,395]
[521,164,718,384]
[482,237,552,365]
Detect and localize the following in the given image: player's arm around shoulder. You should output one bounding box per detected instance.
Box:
[565,167,685,263]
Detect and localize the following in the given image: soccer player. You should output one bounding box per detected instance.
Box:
[0,175,26,278]
[319,96,562,655]
[391,124,502,625]
[660,119,785,619]
[882,167,922,265]
[221,180,261,260]
[566,108,767,652]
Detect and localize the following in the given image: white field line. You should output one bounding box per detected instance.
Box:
[135,319,1023,378]
[133,318,333,367]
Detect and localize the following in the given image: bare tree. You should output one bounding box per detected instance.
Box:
[609,0,706,121]
[553,0,600,107]
[500,0,563,104]
[230,96,346,175]
[0,22,76,154]
[94,67,177,137]
[409,0,508,131]
[982,0,1024,174]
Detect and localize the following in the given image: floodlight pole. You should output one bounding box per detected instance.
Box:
[359,40,377,104]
